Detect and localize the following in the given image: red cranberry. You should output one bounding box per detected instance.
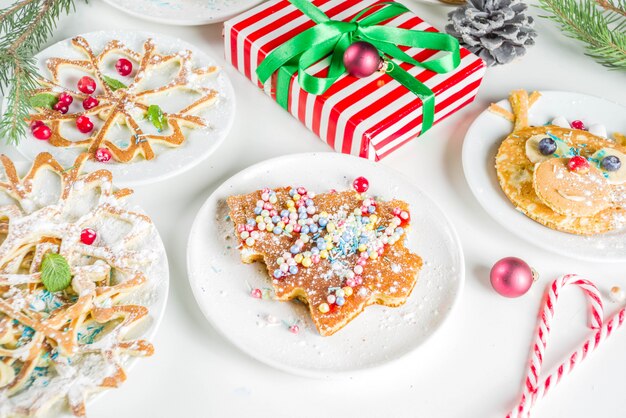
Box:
[30,120,44,131]
[567,156,590,174]
[115,58,133,76]
[82,96,99,110]
[80,228,97,245]
[250,288,262,298]
[570,120,586,130]
[76,115,93,133]
[53,102,69,114]
[58,92,73,105]
[77,76,96,94]
[95,148,112,162]
[353,176,369,193]
[32,124,51,140]
[289,324,299,334]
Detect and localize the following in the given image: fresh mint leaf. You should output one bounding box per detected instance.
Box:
[102,75,127,91]
[41,253,71,292]
[29,93,57,109]
[146,104,168,131]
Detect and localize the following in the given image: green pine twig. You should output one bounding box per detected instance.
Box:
[538,0,626,70]
[0,0,82,145]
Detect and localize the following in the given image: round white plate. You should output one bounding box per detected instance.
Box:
[16,30,235,187]
[187,152,464,376]
[462,90,626,262]
[101,0,264,25]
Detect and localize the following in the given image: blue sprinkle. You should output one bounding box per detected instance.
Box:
[309,225,318,234]
[273,227,283,235]
[336,297,345,306]
[281,210,289,217]
[396,227,404,234]
[316,238,326,249]
[247,218,256,225]
[289,265,299,274]
[273,269,283,278]
[299,213,308,220]
[311,247,320,254]
[306,199,314,207]
[362,216,369,224]
[301,225,310,234]
[318,218,328,227]
[272,215,280,223]
[289,189,296,196]
[290,245,300,254]
[254,207,262,215]
[368,205,375,213]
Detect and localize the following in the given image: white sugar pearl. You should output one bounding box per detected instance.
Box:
[588,124,607,138]
[551,116,570,128]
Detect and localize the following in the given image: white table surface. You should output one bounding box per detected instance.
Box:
[3,1,626,417]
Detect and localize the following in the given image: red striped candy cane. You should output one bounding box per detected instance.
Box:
[507,274,625,418]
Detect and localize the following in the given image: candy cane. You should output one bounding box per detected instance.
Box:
[507,274,625,418]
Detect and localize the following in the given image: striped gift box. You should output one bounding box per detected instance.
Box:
[224,0,486,160]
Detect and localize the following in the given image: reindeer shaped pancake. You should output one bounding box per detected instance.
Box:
[490,90,626,235]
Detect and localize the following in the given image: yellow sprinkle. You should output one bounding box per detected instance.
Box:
[294,254,304,263]
[278,221,285,228]
[302,257,312,267]
[326,242,334,250]
[320,250,329,259]
[365,224,373,231]
[369,214,378,223]
[318,303,330,313]
[320,211,328,217]
[369,251,378,260]
[293,194,301,200]
[265,224,273,232]
[343,286,353,297]
[358,244,367,252]
[286,200,294,207]
[324,235,332,241]
[288,207,296,212]
[255,216,263,223]
[326,223,336,232]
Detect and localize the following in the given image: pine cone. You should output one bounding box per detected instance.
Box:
[446,0,537,66]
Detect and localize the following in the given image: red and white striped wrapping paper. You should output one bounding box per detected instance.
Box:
[224,0,486,160]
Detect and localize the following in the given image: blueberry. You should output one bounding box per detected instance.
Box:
[538,137,557,155]
[601,155,621,172]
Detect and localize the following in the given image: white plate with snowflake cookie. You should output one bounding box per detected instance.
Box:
[187,152,464,376]
[0,153,169,417]
[463,90,626,262]
[16,30,235,186]
[102,0,264,25]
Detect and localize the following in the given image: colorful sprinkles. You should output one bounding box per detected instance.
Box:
[236,178,411,314]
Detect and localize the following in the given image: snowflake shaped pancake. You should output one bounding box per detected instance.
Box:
[28,36,219,163]
[0,153,161,416]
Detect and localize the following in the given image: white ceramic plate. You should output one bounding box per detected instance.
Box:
[101,0,264,25]
[16,30,235,187]
[1,161,169,417]
[462,90,626,262]
[187,152,464,376]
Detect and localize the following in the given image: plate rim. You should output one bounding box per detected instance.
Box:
[100,0,265,25]
[186,151,465,377]
[15,29,236,187]
[461,89,626,263]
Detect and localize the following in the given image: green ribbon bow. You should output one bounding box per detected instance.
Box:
[256,0,461,135]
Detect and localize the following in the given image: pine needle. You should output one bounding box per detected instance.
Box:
[537,0,626,70]
[0,0,83,145]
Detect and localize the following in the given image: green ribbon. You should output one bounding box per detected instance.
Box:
[256,0,461,135]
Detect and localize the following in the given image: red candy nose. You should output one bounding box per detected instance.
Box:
[567,156,590,173]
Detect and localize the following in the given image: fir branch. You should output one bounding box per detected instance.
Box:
[538,0,626,70]
[0,0,82,145]
[595,0,626,18]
